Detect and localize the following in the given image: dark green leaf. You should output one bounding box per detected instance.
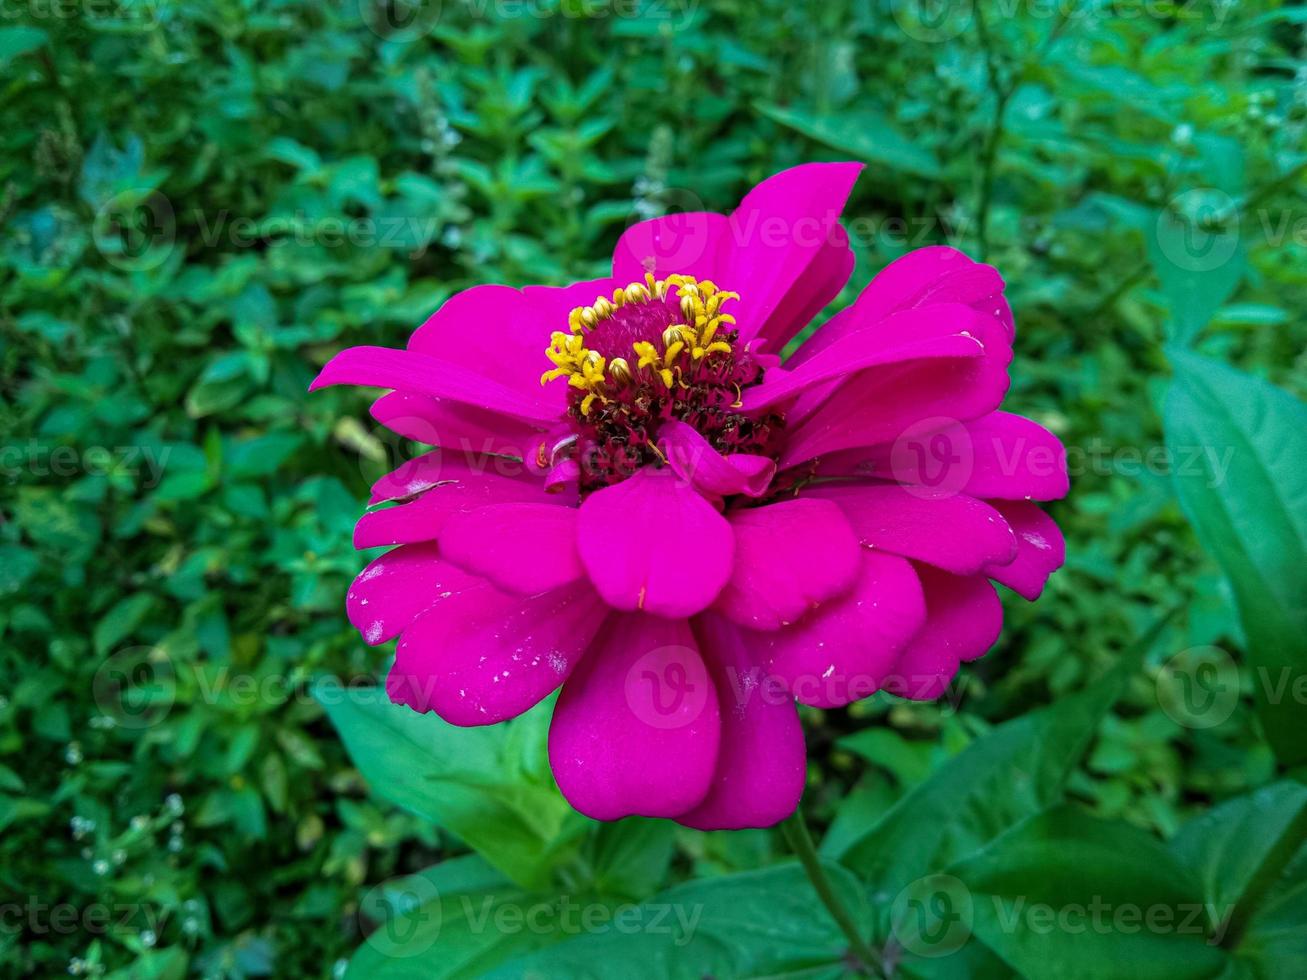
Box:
[757,102,942,178]
[315,682,581,889]
[949,807,1229,980]
[1164,350,1307,765]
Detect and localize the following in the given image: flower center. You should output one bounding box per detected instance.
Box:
[541,274,782,491]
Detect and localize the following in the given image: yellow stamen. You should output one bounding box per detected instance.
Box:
[540,273,740,406]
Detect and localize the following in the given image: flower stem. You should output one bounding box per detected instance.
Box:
[782,806,885,977]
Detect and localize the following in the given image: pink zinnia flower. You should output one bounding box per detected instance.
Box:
[311,163,1068,830]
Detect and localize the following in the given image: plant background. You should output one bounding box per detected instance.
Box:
[2,0,1305,978]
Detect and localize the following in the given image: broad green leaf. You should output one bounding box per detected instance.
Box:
[485,861,869,979]
[345,856,563,980]
[1170,782,1307,945]
[756,102,942,178]
[949,807,1229,980]
[837,728,935,786]
[836,631,1150,890]
[315,682,582,890]
[1147,193,1246,345]
[1164,350,1307,765]
[1228,840,1307,979]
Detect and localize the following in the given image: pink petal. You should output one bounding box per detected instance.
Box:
[744,304,991,411]
[983,500,1065,600]
[792,246,1011,367]
[722,163,863,346]
[677,614,806,830]
[659,419,775,499]
[611,212,731,284]
[548,614,720,821]
[389,578,607,726]
[354,475,556,549]
[440,502,584,595]
[759,222,856,351]
[813,411,1069,501]
[887,567,1002,701]
[754,552,926,708]
[369,449,542,505]
[346,543,472,646]
[370,391,537,459]
[407,284,611,414]
[806,483,1017,575]
[778,308,1012,469]
[712,499,861,630]
[310,344,558,423]
[577,467,734,618]
[521,277,620,325]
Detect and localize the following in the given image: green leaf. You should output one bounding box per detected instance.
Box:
[486,862,869,979]
[0,545,39,596]
[756,102,942,178]
[586,818,676,901]
[103,948,188,980]
[837,728,935,786]
[1170,782,1307,945]
[948,807,1229,980]
[1147,193,1246,345]
[93,592,155,655]
[345,856,562,980]
[836,627,1152,890]
[1164,350,1307,765]
[0,26,48,66]
[1228,839,1307,980]
[315,682,581,890]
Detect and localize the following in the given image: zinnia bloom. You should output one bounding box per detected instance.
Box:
[311,163,1068,829]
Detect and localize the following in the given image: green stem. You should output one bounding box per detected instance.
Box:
[782,807,885,977]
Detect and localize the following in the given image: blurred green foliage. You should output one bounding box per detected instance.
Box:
[1,0,1304,977]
